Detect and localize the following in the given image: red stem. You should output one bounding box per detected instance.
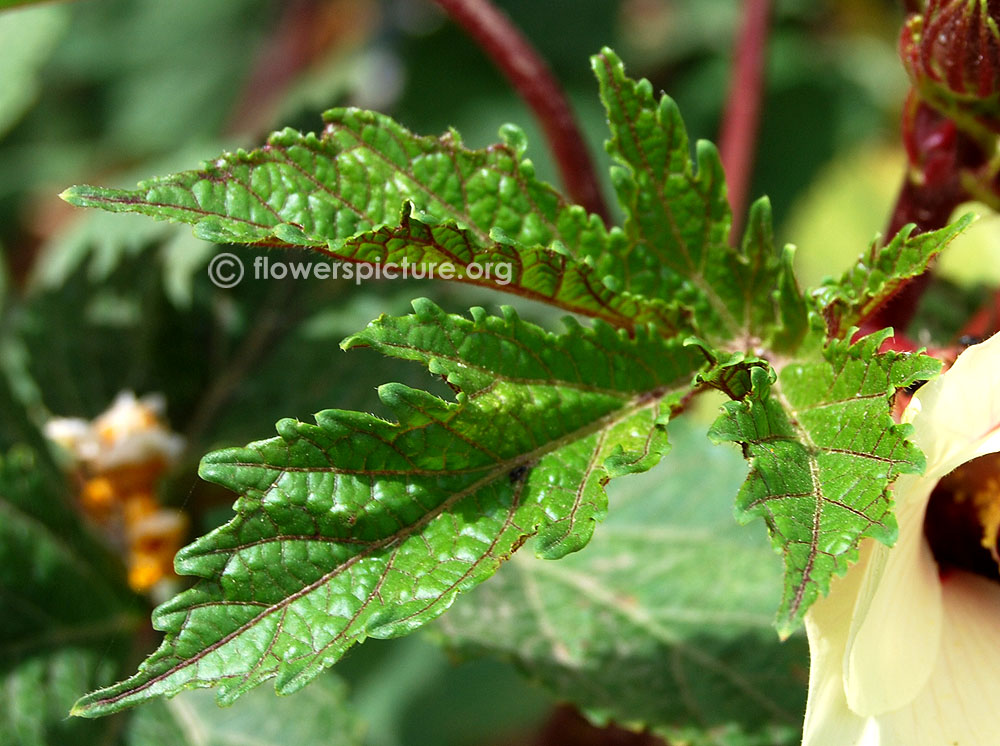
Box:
[861,99,982,338]
[227,0,329,136]
[862,176,963,337]
[432,0,611,224]
[720,0,772,242]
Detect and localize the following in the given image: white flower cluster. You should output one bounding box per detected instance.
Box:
[45,391,188,594]
[45,391,184,470]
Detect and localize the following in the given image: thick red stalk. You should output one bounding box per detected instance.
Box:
[872,0,1000,340]
[432,0,611,224]
[859,174,955,341]
[861,98,984,338]
[719,0,772,242]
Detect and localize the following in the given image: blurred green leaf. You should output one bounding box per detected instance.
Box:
[0,246,46,451]
[344,635,548,746]
[434,418,807,746]
[935,203,1000,289]
[48,0,269,156]
[0,447,143,746]
[126,672,364,746]
[784,145,904,290]
[15,254,212,422]
[0,0,67,9]
[0,4,66,138]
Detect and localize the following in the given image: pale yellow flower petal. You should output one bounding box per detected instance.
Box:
[844,476,943,715]
[907,332,1000,480]
[842,474,943,715]
[859,572,1000,745]
[834,332,1000,716]
[802,543,874,746]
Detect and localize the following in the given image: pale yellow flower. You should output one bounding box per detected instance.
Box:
[802,332,1000,745]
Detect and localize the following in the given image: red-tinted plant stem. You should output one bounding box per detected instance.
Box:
[720,0,772,242]
[227,0,316,136]
[859,178,952,340]
[433,0,611,224]
[861,100,979,338]
[864,176,965,336]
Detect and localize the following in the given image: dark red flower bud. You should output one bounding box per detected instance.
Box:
[901,0,1000,134]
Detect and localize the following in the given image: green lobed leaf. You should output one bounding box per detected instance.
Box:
[815,216,973,337]
[707,329,941,635]
[57,49,816,343]
[434,418,807,746]
[72,300,705,716]
[591,48,807,346]
[278,204,680,333]
[344,636,549,746]
[59,107,638,319]
[51,37,959,720]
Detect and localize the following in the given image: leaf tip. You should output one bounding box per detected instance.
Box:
[775,598,809,640]
[498,122,528,157]
[339,334,363,352]
[775,622,797,642]
[590,46,622,78]
[59,185,90,208]
[594,45,618,62]
[410,296,442,318]
[68,693,102,719]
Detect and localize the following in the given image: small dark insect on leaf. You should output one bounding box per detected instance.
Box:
[508,465,530,484]
[904,379,928,395]
[509,533,529,555]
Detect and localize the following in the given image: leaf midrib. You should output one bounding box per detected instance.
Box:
[597,53,742,337]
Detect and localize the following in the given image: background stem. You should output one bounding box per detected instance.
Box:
[720,0,772,242]
[433,0,611,224]
[862,101,981,337]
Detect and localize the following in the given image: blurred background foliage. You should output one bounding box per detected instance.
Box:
[1,1,989,745]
